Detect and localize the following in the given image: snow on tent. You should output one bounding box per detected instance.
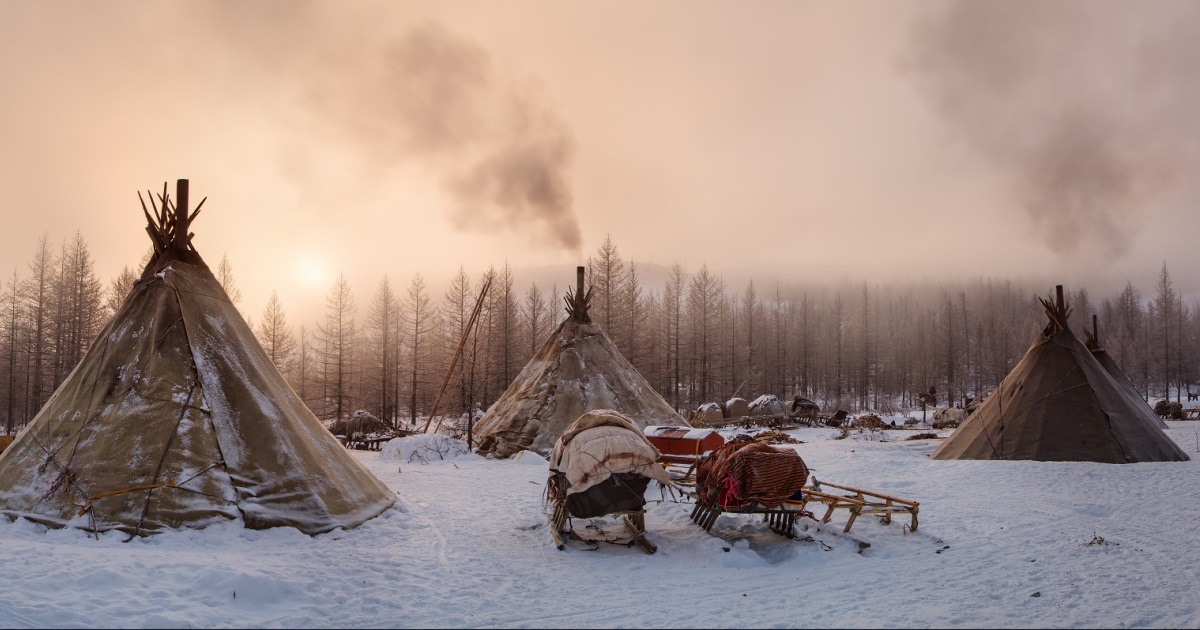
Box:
[0,180,395,536]
[474,267,687,458]
[692,402,725,427]
[747,394,786,417]
[931,286,1188,463]
[1083,314,1168,430]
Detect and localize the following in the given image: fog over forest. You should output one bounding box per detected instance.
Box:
[2,230,1195,435]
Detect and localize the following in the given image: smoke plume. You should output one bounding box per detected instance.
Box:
[906,1,1200,258]
[197,4,581,253]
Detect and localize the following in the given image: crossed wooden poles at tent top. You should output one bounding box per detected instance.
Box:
[139,179,206,256]
[1039,284,1072,336]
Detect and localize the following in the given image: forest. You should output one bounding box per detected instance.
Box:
[2,233,1197,434]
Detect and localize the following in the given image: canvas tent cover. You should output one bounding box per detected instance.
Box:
[748,394,786,417]
[0,182,394,535]
[932,311,1187,463]
[474,311,686,458]
[693,403,725,426]
[725,397,749,418]
[1087,340,1169,430]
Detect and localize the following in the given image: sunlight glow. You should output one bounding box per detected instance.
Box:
[294,254,334,290]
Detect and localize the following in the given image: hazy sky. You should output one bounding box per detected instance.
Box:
[3,0,1199,319]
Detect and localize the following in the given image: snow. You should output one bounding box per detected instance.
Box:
[750,394,780,406]
[645,425,720,440]
[511,450,549,465]
[3,422,1200,628]
[378,434,476,463]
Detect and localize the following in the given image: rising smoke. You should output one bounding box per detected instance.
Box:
[195,3,582,253]
[906,1,1200,258]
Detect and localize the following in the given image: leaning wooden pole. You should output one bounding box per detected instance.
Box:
[423,276,493,434]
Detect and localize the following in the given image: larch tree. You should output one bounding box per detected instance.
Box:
[363,277,399,424]
[216,254,244,314]
[104,265,137,318]
[589,235,626,347]
[523,282,548,359]
[441,267,473,417]
[257,291,296,378]
[402,273,433,424]
[21,235,54,416]
[832,292,847,401]
[687,264,722,406]
[315,273,357,420]
[1154,263,1176,399]
[624,262,647,373]
[664,263,688,412]
[3,270,20,434]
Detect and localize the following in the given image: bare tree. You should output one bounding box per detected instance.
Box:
[624,262,647,372]
[3,269,21,434]
[402,273,434,423]
[216,254,244,313]
[441,267,474,418]
[1154,262,1176,400]
[257,291,296,377]
[315,273,357,420]
[664,263,688,411]
[687,264,722,406]
[523,282,548,358]
[361,277,399,424]
[588,235,627,347]
[105,265,138,318]
[21,235,54,416]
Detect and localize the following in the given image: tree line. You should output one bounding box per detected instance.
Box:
[2,233,1198,434]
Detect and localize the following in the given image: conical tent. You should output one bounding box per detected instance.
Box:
[0,180,395,535]
[474,267,687,458]
[931,288,1188,463]
[1083,315,1168,430]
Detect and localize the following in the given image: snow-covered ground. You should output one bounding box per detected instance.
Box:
[4,422,1200,628]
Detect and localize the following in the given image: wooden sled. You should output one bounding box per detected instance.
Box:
[548,496,657,554]
[687,479,918,539]
[795,478,919,533]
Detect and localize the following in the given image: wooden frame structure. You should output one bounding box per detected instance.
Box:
[548,492,656,554]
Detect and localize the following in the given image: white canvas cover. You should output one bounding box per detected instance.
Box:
[549,410,669,496]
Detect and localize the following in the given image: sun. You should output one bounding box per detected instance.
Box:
[294,254,334,290]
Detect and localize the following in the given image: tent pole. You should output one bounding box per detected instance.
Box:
[175,179,189,253]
